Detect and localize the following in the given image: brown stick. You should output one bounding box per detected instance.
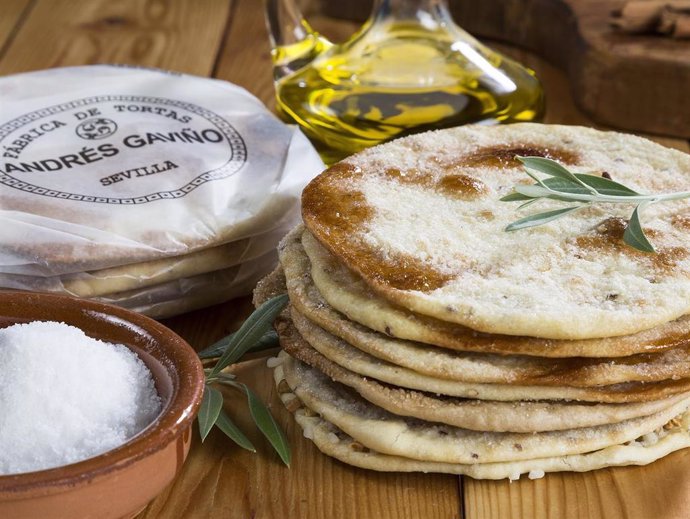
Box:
[611,1,690,37]
[660,6,690,37]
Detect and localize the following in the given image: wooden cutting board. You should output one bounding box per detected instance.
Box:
[325,0,690,139]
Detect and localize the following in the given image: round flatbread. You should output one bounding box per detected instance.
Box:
[277,352,690,464]
[96,250,277,318]
[274,373,690,480]
[254,261,690,404]
[301,124,690,339]
[124,276,260,319]
[278,314,690,432]
[282,306,690,403]
[281,227,690,376]
[297,228,690,358]
[0,66,324,275]
[0,224,285,297]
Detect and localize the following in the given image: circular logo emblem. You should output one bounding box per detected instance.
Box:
[75,118,118,140]
[0,95,247,205]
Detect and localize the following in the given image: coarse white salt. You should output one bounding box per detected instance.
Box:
[528,469,545,480]
[0,321,161,475]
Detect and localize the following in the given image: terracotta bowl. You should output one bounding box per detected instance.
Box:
[0,291,205,519]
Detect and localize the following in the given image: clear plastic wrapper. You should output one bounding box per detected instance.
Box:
[0,65,324,276]
[94,251,279,319]
[0,224,289,297]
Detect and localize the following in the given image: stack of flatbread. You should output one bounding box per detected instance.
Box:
[257,123,690,480]
[1,225,286,319]
[0,66,326,317]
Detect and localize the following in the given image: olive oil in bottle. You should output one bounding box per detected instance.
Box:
[268,0,544,161]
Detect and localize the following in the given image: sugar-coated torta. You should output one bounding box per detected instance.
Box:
[302,124,690,339]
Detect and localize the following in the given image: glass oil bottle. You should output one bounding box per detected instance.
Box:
[266,0,544,161]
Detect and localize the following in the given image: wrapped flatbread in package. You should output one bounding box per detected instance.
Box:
[95,251,279,319]
[0,65,324,276]
[0,225,286,297]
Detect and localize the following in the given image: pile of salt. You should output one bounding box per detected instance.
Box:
[0,321,161,475]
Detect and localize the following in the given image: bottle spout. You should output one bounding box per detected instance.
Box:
[265,0,332,80]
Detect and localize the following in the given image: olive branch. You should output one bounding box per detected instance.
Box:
[501,157,690,252]
[195,294,290,466]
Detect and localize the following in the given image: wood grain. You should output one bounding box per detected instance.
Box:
[0,0,33,60]
[0,1,688,518]
[0,0,232,76]
[139,358,463,519]
[494,42,690,153]
[465,451,690,519]
[160,297,256,352]
[455,0,690,139]
[213,0,276,110]
[321,0,690,139]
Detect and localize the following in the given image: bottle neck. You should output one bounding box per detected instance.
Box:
[372,0,450,21]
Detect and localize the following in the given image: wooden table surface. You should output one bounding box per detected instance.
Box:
[1,1,690,518]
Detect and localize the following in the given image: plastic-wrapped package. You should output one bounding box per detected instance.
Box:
[0,224,288,297]
[94,251,278,319]
[0,65,324,276]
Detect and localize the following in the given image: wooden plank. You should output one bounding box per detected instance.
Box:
[169,7,687,519]
[464,453,690,519]
[139,357,463,519]
[461,41,690,519]
[160,297,256,351]
[213,0,274,108]
[321,0,690,139]
[0,0,33,60]
[494,43,690,153]
[0,0,233,76]
[212,2,363,110]
[455,0,690,140]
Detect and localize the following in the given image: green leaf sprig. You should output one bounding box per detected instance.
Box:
[501,156,690,252]
[197,294,291,466]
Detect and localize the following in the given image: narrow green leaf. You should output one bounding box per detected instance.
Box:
[505,206,585,232]
[504,156,689,254]
[518,198,541,210]
[505,181,590,202]
[198,337,232,360]
[524,169,549,188]
[574,174,640,196]
[531,176,638,197]
[623,205,656,253]
[210,294,288,376]
[198,329,279,360]
[240,383,291,466]
[215,409,256,452]
[505,178,592,201]
[539,177,592,194]
[514,184,554,198]
[198,385,224,442]
[246,330,280,353]
[518,156,582,184]
[500,192,533,202]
